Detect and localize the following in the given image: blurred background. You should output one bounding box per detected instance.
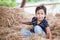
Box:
[0,0,60,16]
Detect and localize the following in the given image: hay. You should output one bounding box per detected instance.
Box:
[0,6,60,40]
[46,13,60,39]
[0,6,24,40]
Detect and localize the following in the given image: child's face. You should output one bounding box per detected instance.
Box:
[36,9,46,21]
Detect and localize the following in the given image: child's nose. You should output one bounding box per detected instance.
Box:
[39,14,42,17]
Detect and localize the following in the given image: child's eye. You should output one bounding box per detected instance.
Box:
[37,13,40,14]
[41,13,43,15]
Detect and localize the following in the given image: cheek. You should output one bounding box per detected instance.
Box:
[40,15,45,19]
[42,15,45,17]
[42,15,45,19]
[36,15,39,17]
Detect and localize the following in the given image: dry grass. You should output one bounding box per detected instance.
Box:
[0,6,60,40]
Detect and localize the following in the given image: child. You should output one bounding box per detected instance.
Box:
[20,5,52,40]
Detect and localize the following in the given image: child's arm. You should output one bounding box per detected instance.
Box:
[46,27,52,40]
[19,21,32,25]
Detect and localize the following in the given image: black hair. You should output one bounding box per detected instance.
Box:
[35,5,46,15]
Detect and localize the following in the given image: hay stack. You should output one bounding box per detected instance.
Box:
[0,6,48,40]
[46,13,60,39]
[0,6,60,40]
[0,6,25,40]
[55,13,60,19]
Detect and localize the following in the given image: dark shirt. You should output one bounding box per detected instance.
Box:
[30,17,49,33]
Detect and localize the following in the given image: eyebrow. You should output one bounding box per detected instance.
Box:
[37,13,43,14]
